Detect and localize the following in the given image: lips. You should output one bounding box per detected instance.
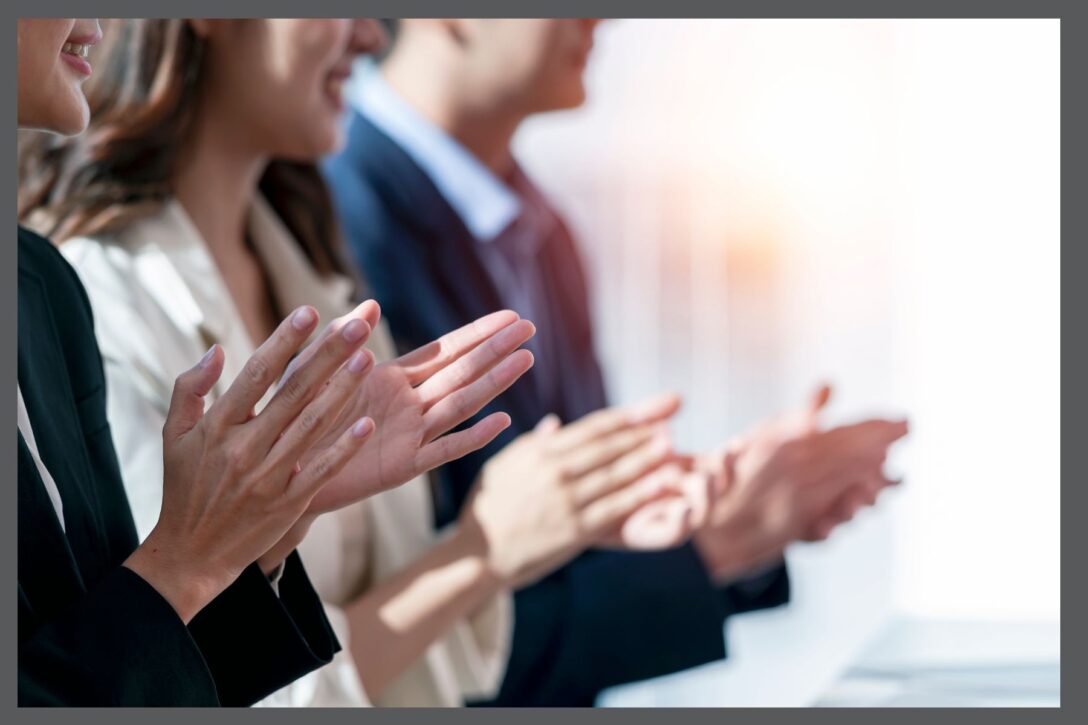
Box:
[60,23,101,78]
[324,64,353,111]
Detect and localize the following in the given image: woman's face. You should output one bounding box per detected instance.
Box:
[197,19,387,161]
[16,19,102,134]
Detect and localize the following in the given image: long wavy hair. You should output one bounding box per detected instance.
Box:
[18,18,350,279]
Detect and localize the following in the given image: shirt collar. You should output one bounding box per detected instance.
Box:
[345,60,520,243]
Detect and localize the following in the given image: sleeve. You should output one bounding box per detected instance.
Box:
[254,506,373,707]
[18,567,220,706]
[486,547,788,706]
[186,553,340,706]
[446,586,513,701]
[717,560,791,617]
[253,602,373,708]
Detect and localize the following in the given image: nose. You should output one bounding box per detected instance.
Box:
[351,19,388,56]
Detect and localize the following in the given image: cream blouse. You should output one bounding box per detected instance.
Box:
[61,197,511,707]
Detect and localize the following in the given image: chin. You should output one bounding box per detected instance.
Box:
[543,87,588,113]
[51,103,90,136]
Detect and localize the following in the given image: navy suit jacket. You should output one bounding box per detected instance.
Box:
[323,111,790,706]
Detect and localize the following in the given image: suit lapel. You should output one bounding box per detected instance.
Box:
[17,266,108,583]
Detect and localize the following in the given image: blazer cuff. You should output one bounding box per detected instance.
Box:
[188,551,341,706]
[716,560,791,619]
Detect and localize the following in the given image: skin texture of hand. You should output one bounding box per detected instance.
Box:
[692,386,909,582]
[123,304,378,623]
[290,309,536,516]
[458,394,683,589]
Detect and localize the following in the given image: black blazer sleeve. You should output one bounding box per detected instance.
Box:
[17,227,338,706]
[18,567,219,706]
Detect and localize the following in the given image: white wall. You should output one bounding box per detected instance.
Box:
[514,19,1059,705]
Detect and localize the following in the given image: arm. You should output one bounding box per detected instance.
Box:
[343,525,503,700]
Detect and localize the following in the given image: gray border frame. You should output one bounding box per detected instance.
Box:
[6,1,1076,723]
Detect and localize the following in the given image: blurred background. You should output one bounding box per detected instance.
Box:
[511,19,1060,706]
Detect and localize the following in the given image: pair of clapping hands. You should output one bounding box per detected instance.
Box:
[124,301,536,622]
[459,383,908,590]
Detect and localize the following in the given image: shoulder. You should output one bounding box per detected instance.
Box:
[18,226,93,311]
[59,231,174,386]
[60,232,150,335]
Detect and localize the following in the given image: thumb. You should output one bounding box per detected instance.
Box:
[810,383,832,414]
[534,413,561,435]
[164,345,225,441]
[804,383,833,431]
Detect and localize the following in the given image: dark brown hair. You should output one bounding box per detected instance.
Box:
[18,18,350,278]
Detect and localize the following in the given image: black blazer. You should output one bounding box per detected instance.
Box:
[323,111,791,706]
[17,227,339,706]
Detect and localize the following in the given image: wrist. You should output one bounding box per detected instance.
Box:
[258,512,318,576]
[447,520,507,593]
[693,517,762,585]
[123,529,234,624]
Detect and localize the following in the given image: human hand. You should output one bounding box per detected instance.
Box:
[458,395,682,589]
[297,309,537,515]
[124,304,377,622]
[693,390,908,582]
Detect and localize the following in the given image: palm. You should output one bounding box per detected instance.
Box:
[309,363,429,511]
[299,310,537,516]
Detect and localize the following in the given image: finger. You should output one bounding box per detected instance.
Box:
[579,474,674,538]
[535,413,562,435]
[571,433,673,506]
[804,383,833,432]
[415,319,535,405]
[397,310,521,386]
[290,415,376,500]
[416,412,512,474]
[421,350,534,443]
[617,496,694,550]
[820,419,910,457]
[550,393,682,453]
[212,306,319,424]
[560,423,661,480]
[811,383,833,413]
[164,345,225,441]
[281,300,382,382]
[266,348,375,468]
[253,317,374,451]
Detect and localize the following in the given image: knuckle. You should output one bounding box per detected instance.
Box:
[310,455,332,481]
[280,373,308,406]
[243,355,273,388]
[299,406,324,434]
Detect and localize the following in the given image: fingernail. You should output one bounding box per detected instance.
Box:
[352,417,374,438]
[291,307,316,330]
[198,345,217,368]
[348,350,372,374]
[342,319,368,343]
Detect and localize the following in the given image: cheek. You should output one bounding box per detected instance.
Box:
[21,51,89,133]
